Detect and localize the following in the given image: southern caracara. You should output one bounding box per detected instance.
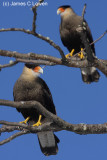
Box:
[13,64,59,156]
[57,5,100,84]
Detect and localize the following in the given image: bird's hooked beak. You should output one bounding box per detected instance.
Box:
[33,66,43,74]
[57,8,65,15]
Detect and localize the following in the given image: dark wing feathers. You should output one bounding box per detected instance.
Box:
[84,20,95,54]
[36,77,56,114]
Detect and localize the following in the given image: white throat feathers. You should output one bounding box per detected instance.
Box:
[21,66,41,81]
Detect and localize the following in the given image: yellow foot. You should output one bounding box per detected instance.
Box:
[78,48,84,59]
[33,115,42,127]
[65,49,75,58]
[20,116,30,124]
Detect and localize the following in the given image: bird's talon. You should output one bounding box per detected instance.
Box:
[20,116,30,124]
[65,54,69,58]
[65,49,75,58]
[78,48,84,59]
[33,115,42,127]
[33,121,42,127]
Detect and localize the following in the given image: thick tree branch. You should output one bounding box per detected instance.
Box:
[1,119,107,135]
[1,99,107,137]
[0,49,107,76]
[16,58,55,66]
[0,99,71,129]
[0,121,60,133]
[1,96,107,145]
[0,49,62,64]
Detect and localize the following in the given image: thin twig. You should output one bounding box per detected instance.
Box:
[76,30,107,55]
[0,28,65,59]
[82,3,87,18]
[32,8,37,32]
[32,0,44,32]
[0,120,28,128]
[0,131,29,145]
[0,60,18,70]
[90,30,107,46]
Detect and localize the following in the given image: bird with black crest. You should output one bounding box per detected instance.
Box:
[13,63,59,156]
[57,5,100,83]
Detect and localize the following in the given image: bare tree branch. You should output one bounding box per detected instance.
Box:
[82,3,87,18]
[0,49,107,76]
[0,60,18,71]
[16,58,55,66]
[32,0,44,32]
[1,119,107,135]
[1,99,107,137]
[0,0,66,60]
[0,131,29,145]
[0,99,107,146]
[0,121,61,133]
[0,122,25,133]
[0,49,62,64]
[0,27,65,59]
[0,99,70,129]
[90,30,107,46]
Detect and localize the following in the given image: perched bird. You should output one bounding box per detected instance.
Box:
[13,64,59,156]
[57,5,100,83]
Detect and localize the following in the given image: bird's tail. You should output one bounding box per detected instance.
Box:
[81,67,100,84]
[37,131,59,156]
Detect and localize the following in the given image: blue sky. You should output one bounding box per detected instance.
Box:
[0,0,107,159]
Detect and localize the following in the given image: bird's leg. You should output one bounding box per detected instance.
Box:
[33,115,42,127]
[78,48,84,59]
[65,49,75,58]
[20,116,30,124]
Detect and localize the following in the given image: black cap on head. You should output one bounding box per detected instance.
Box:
[58,5,71,9]
[25,63,38,69]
